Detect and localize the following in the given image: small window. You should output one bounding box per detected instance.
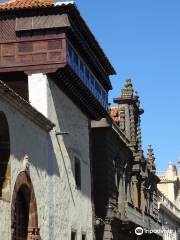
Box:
[82,233,86,240]
[71,231,77,240]
[75,157,81,189]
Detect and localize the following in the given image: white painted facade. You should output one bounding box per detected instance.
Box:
[0,96,49,240]
[0,73,93,239]
[158,192,180,240]
[157,163,180,240]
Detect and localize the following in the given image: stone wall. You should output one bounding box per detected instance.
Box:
[0,97,49,240]
[28,73,93,240]
[0,72,93,240]
[91,126,133,220]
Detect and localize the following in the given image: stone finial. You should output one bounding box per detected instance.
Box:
[147,145,156,174]
[147,145,155,162]
[134,91,139,97]
[21,154,30,173]
[121,79,134,99]
[178,160,180,168]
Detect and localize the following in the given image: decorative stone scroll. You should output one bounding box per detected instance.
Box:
[20,154,30,173]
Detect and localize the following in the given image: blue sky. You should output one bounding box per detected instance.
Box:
[75,0,180,171]
[0,0,179,171]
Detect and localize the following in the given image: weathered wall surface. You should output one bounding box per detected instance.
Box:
[47,77,93,240]
[28,73,93,240]
[0,72,93,240]
[0,97,49,240]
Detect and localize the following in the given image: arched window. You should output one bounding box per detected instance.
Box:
[0,112,10,201]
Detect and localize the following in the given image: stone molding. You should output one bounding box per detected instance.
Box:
[0,79,55,132]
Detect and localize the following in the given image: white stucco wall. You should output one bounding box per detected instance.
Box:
[28,73,48,117]
[0,72,93,240]
[28,73,93,240]
[0,98,50,240]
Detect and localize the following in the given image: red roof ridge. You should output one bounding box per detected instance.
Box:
[0,0,55,10]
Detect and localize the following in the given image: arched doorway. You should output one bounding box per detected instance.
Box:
[14,185,29,239]
[11,171,40,240]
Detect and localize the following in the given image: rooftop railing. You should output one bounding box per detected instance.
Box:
[157,190,180,218]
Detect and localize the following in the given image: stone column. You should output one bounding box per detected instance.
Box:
[132,176,138,208]
[103,223,113,240]
[141,183,146,217]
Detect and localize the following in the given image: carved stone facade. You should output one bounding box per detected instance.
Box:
[91,80,162,240]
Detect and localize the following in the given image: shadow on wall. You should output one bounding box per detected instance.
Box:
[49,78,91,199]
[0,111,11,201]
[0,108,60,180]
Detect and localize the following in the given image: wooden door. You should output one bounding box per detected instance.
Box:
[13,188,29,240]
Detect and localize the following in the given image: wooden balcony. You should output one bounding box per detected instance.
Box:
[0,33,67,74]
[0,33,109,119]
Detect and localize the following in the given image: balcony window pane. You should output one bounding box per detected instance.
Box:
[85,68,89,80]
[79,60,84,73]
[66,40,108,110]
[74,52,78,65]
[90,75,94,86]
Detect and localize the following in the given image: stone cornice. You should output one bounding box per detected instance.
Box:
[0,80,55,132]
[91,116,130,147]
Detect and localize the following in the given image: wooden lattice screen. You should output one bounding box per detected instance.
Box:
[0,17,16,42]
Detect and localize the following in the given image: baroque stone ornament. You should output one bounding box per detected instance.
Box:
[20,154,30,173]
[113,79,144,155]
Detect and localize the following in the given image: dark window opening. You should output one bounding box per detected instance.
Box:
[0,112,10,200]
[0,72,28,100]
[82,233,86,240]
[75,157,81,190]
[13,186,29,239]
[71,231,77,240]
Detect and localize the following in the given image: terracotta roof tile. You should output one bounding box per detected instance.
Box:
[0,0,55,11]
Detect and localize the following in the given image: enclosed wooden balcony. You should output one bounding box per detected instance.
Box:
[0,34,109,119]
